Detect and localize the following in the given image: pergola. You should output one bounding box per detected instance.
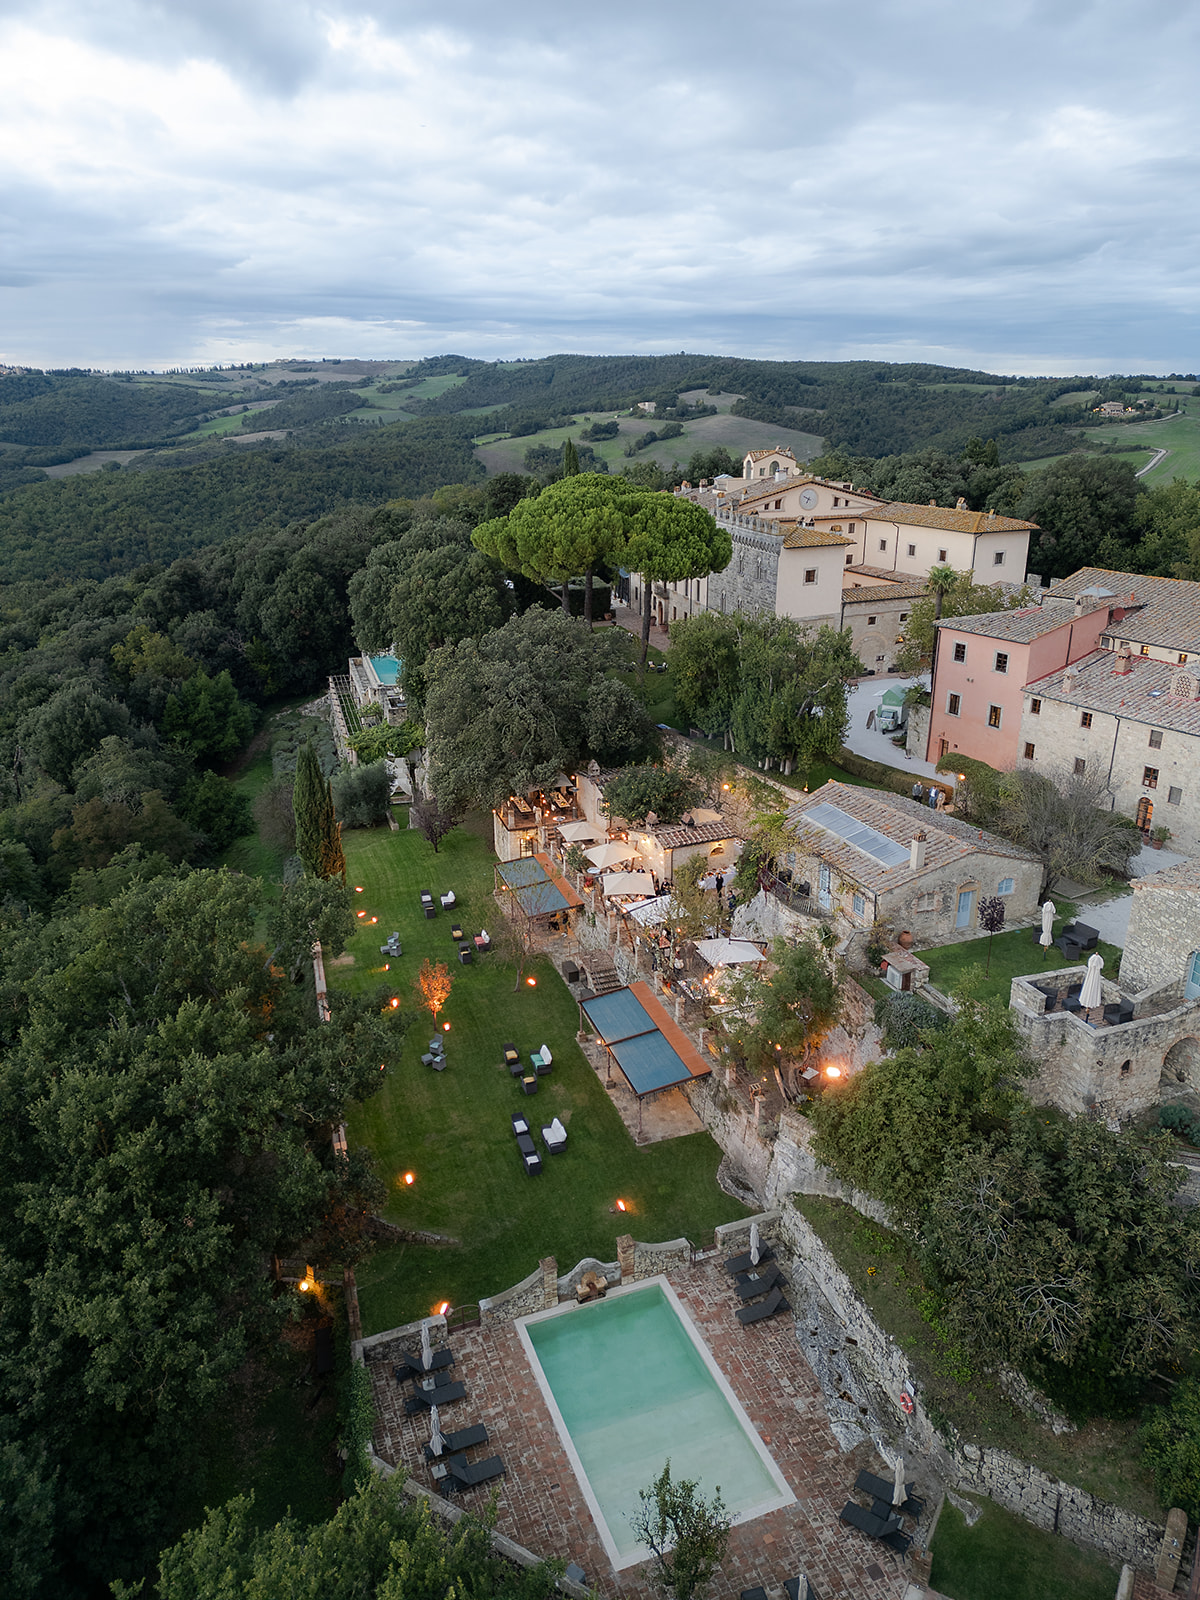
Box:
[494,852,584,923]
[579,981,711,1132]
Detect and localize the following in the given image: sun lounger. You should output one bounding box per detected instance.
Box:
[880,1528,911,1555]
[739,1588,768,1600]
[735,1263,781,1302]
[854,1470,922,1517]
[783,1578,817,1600]
[542,1117,567,1154]
[736,1286,789,1326]
[443,1452,505,1491]
[511,1112,530,1137]
[440,890,456,909]
[404,1380,466,1414]
[394,1348,455,1383]
[423,1421,488,1462]
[725,1245,774,1276]
[838,1501,902,1540]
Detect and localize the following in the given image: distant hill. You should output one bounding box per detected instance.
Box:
[0,372,211,448]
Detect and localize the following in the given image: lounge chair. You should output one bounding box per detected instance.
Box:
[784,1578,817,1600]
[522,1073,538,1096]
[429,1038,445,1054]
[736,1286,789,1326]
[724,1245,774,1276]
[542,1117,567,1154]
[404,1380,466,1414]
[394,1348,455,1383]
[431,1056,446,1071]
[450,924,464,942]
[423,1421,488,1462]
[474,929,491,952]
[440,890,456,909]
[511,1112,530,1137]
[420,891,434,906]
[854,1470,922,1517]
[740,1589,768,1600]
[523,1150,543,1175]
[880,1529,911,1555]
[425,905,437,919]
[838,1501,902,1540]
[503,1043,520,1065]
[458,945,473,965]
[516,1132,537,1160]
[443,1452,505,1491]
[735,1263,782,1302]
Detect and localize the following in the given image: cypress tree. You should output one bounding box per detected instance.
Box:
[562,437,580,476]
[318,780,346,883]
[293,740,324,874]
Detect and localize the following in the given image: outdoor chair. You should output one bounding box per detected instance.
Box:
[503,1043,519,1065]
[564,1564,587,1588]
[880,1528,912,1555]
[394,1349,455,1384]
[735,1264,782,1302]
[736,1286,789,1326]
[511,1112,530,1137]
[474,930,491,952]
[440,890,456,909]
[522,1150,543,1175]
[458,946,472,965]
[425,905,437,919]
[420,891,434,906]
[443,1452,505,1491]
[404,1380,466,1414]
[522,1074,538,1096]
[740,1588,768,1600]
[724,1245,774,1276]
[783,1578,817,1600]
[854,1470,921,1517]
[431,1055,446,1071]
[542,1118,567,1154]
[429,1038,445,1054]
[838,1502,902,1540]
[533,1051,552,1077]
[516,1132,537,1160]
[423,1421,487,1462]
[450,924,464,942]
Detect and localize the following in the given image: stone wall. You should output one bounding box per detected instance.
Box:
[906,702,931,760]
[1120,880,1200,994]
[707,521,784,617]
[478,1259,556,1325]
[631,1236,693,1279]
[355,1311,449,1367]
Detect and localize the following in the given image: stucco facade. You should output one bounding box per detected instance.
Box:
[832,503,1034,584]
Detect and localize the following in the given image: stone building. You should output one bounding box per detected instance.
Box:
[1119,859,1200,996]
[840,576,930,674]
[782,780,1041,942]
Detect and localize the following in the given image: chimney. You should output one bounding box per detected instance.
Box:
[955,496,967,510]
[1063,666,1078,693]
[910,831,927,871]
[1114,645,1132,676]
[929,499,937,507]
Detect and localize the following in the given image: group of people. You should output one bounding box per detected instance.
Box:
[912,782,947,812]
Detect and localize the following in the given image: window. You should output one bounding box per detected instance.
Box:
[953,641,967,662]
[846,553,854,564]
[915,891,936,912]
[938,548,948,562]
[994,651,1009,674]
[1080,712,1093,729]
[1024,742,1036,760]
[988,704,1002,729]
[899,612,909,622]
[1074,757,1086,775]
[1180,653,1189,665]
[803,568,817,584]
[997,877,1014,895]
[1140,644,1150,655]
[1143,767,1159,789]
[878,538,888,551]
[1149,729,1163,749]
[993,551,1005,566]
[1169,786,1183,805]
[848,523,856,536]
[947,692,961,716]
[907,543,916,557]
[1030,697,1041,714]
[867,614,877,626]
[852,892,866,917]
[832,496,839,506]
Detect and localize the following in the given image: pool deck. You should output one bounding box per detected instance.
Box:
[369,1255,913,1599]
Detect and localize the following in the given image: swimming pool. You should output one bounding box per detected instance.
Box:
[365,653,401,687]
[518,1277,793,1568]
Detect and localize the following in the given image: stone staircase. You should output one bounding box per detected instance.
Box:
[582,953,622,995]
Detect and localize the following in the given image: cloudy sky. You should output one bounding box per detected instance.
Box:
[1,0,1197,375]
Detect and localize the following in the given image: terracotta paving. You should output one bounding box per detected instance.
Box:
[370,1257,913,1599]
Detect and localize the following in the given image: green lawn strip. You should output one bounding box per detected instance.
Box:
[332,825,748,1333]
[917,917,1124,1008]
[794,1196,1160,1518]
[930,1495,1119,1600]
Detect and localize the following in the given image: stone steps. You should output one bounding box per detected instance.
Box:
[583,955,622,995]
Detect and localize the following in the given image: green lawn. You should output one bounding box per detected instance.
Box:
[334,824,747,1334]
[473,411,824,478]
[930,1496,1119,1600]
[918,915,1122,1007]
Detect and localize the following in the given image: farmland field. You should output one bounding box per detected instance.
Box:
[474,410,824,476]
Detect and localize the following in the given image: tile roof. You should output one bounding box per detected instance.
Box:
[936,603,1087,643]
[785,780,1037,892]
[1045,568,1200,654]
[1132,859,1200,892]
[1025,649,1200,735]
[648,819,738,849]
[781,525,856,549]
[843,564,916,582]
[738,476,880,511]
[826,502,1037,534]
[842,579,931,603]
[744,447,797,462]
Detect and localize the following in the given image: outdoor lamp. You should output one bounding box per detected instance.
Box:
[403,1171,415,1186]
[825,1065,842,1079]
[434,1301,450,1316]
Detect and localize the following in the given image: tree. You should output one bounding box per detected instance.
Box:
[332,760,392,828]
[631,1461,731,1600]
[1138,475,1200,579]
[625,494,731,673]
[1140,1379,1200,1522]
[928,562,959,621]
[268,872,357,979]
[160,668,254,764]
[601,761,700,826]
[562,436,580,476]
[425,608,650,809]
[415,957,453,1023]
[989,764,1140,897]
[717,936,841,1083]
[253,774,296,856]
[873,990,948,1052]
[410,793,464,853]
[18,681,131,787]
[894,573,1034,673]
[293,739,343,880]
[178,769,254,851]
[1020,455,1145,578]
[977,894,1006,973]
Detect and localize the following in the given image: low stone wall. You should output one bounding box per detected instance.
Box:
[479,1258,556,1325]
[355,1311,449,1367]
[630,1236,692,1279]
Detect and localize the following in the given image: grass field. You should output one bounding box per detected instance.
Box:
[474,411,824,478]
[930,1496,1119,1600]
[334,824,747,1334]
[796,1197,1161,1518]
[917,915,1123,1007]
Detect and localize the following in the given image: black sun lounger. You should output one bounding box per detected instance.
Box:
[424,1422,488,1463]
[404,1380,466,1414]
[443,1452,505,1490]
[838,1501,902,1540]
[784,1578,819,1600]
[854,1469,923,1518]
[735,1263,782,1302]
[724,1245,774,1276]
[736,1286,789,1326]
[394,1348,454,1383]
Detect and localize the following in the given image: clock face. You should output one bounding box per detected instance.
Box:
[799,488,818,510]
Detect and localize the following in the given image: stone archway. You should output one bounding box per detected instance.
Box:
[1161,1037,1200,1109]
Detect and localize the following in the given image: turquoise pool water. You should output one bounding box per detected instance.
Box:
[366,653,401,686]
[521,1280,792,1566]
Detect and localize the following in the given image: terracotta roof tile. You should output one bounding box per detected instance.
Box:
[648,820,739,849]
[842,579,931,602]
[819,502,1037,534]
[1132,859,1200,892]
[1025,649,1200,735]
[1045,567,1200,654]
[936,604,1092,643]
[781,525,856,549]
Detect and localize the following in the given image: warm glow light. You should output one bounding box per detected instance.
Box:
[434,1301,450,1316]
[615,1198,627,1212]
[298,1279,309,1290]
[356,910,366,918]
[443,1021,451,1031]
[403,1171,415,1185]
[370,917,378,924]
[825,1065,843,1079]
[355,886,364,893]
[722,783,730,790]
[526,976,537,986]
[390,998,400,1008]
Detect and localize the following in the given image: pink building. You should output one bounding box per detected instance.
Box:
[927,593,1118,769]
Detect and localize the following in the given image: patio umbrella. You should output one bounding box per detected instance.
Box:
[420,1321,432,1372]
[749,1221,761,1267]
[691,807,723,824]
[429,1404,445,1458]
[1039,900,1056,951]
[1079,951,1105,1010]
[585,842,634,870]
[559,820,605,843]
[892,1454,907,1507]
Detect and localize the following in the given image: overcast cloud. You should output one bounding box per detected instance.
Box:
[1,0,1197,374]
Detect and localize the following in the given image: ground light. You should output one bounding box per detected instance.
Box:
[443,1021,450,1031]
[390,998,399,1008]
[402,1172,415,1186]
[526,976,537,986]
[824,1065,842,1079]
[434,1301,450,1316]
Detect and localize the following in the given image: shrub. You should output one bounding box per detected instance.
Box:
[1142,1379,1200,1520]
[1160,1104,1200,1144]
[874,991,948,1051]
[332,761,392,828]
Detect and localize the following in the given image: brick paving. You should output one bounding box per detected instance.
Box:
[370,1257,913,1599]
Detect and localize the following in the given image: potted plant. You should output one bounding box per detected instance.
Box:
[1151,824,1172,849]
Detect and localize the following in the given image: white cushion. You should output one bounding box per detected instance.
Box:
[539,1044,552,1064]
[549,1118,566,1141]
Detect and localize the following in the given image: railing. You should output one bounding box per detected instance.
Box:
[763,873,818,917]
[445,1303,482,1333]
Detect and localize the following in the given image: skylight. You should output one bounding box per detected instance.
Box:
[803,802,912,868]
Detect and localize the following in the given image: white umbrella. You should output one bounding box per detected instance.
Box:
[627,894,671,926]
[420,1321,432,1372]
[695,938,764,967]
[749,1221,760,1267]
[586,842,634,870]
[602,870,656,897]
[1079,951,1105,1010]
[892,1454,907,1507]
[429,1404,445,1458]
[559,820,605,843]
[1039,900,1056,950]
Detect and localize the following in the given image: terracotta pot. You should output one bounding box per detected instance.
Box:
[897,930,914,949]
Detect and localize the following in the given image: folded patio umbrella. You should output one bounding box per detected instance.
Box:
[1039,900,1056,949]
[1079,951,1105,1009]
[421,1322,432,1372]
[586,842,634,870]
[690,807,723,824]
[892,1453,906,1507]
[429,1405,445,1458]
[749,1221,760,1267]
